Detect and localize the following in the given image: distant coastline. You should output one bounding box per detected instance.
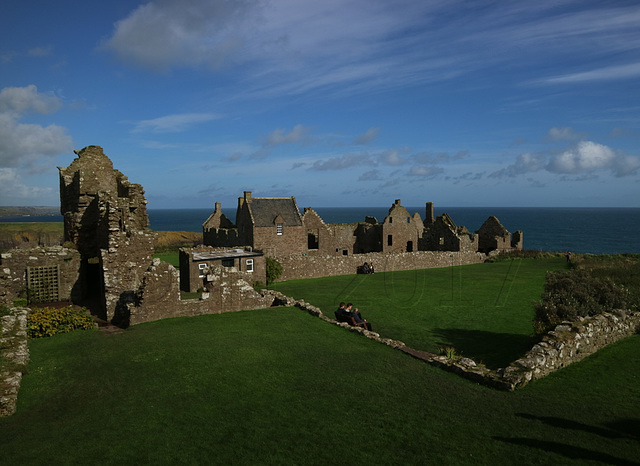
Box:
[0,206,59,217]
[2,206,640,255]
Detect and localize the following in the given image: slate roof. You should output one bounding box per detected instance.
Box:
[248,198,303,227]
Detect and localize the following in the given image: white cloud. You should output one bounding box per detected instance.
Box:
[0,84,62,116]
[264,124,311,147]
[547,141,616,174]
[132,113,220,133]
[310,152,372,171]
[354,127,380,145]
[0,85,72,169]
[103,0,255,70]
[378,149,407,166]
[0,168,55,200]
[491,141,640,178]
[545,127,587,142]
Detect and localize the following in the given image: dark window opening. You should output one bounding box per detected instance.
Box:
[308,230,319,249]
[387,235,393,246]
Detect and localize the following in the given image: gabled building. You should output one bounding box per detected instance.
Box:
[476,216,523,253]
[236,191,307,256]
[203,192,522,258]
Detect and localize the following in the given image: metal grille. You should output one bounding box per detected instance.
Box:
[26,265,60,303]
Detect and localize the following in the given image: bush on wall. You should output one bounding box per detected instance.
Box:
[533,269,634,334]
[27,306,95,339]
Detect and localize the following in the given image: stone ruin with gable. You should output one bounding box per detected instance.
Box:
[1,146,273,328]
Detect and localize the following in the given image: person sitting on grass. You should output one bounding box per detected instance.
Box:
[345,303,372,331]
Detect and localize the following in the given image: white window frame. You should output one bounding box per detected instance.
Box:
[198,263,207,278]
[246,259,254,272]
[276,223,283,235]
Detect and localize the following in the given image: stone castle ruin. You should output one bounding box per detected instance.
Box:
[2,145,522,327]
[1,147,273,327]
[202,194,524,274]
[3,145,639,409]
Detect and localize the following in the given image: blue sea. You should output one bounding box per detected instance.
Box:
[2,207,639,255]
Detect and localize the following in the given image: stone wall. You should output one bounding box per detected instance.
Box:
[274,292,640,391]
[0,246,81,305]
[0,307,29,417]
[274,250,487,281]
[501,310,640,388]
[127,259,274,326]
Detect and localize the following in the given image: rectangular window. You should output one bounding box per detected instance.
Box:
[439,237,445,245]
[198,263,207,278]
[222,259,234,267]
[276,223,283,235]
[246,259,254,272]
[387,235,393,246]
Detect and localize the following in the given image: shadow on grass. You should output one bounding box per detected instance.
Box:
[492,437,639,465]
[431,328,538,369]
[517,413,640,441]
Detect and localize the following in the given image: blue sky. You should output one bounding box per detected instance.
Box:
[1,0,639,209]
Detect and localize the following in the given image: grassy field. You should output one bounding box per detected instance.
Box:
[1,258,638,464]
[268,257,567,368]
[1,308,638,464]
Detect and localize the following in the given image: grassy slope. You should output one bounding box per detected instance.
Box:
[1,308,638,464]
[269,258,567,368]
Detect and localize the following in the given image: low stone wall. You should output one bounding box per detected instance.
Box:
[0,307,29,417]
[279,292,640,391]
[274,250,486,281]
[501,310,640,389]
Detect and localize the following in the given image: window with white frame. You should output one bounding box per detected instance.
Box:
[246,259,254,272]
[276,223,283,235]
[198,263,207,277]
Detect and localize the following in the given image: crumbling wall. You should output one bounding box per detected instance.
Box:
[476,216,516,253]
[0,246,80,305]
[58,146,157,322]
[0,307,29,417]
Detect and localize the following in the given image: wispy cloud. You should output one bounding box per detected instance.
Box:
[131,113,220,133]
[354,127,380,145]
[103,1,640,99]
[545,127,588,142]
[534,63,640,85]
[263,124,311,147]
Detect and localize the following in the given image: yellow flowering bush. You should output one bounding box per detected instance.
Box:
[27,306,95,338]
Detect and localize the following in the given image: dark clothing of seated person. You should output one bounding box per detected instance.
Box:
[335,303,372,331]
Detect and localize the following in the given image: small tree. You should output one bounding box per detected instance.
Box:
[266,257,283,285]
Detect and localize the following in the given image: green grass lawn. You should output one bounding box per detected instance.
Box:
[1,307,638,464]
[269,257,567,368]
[2,258,638,464]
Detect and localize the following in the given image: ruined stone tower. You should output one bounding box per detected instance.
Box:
[58,146,157,324]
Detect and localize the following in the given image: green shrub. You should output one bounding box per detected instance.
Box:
[27,306,95,339]
[533,269,634,334]
[0,304,11,317]
[266,257,283,284]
